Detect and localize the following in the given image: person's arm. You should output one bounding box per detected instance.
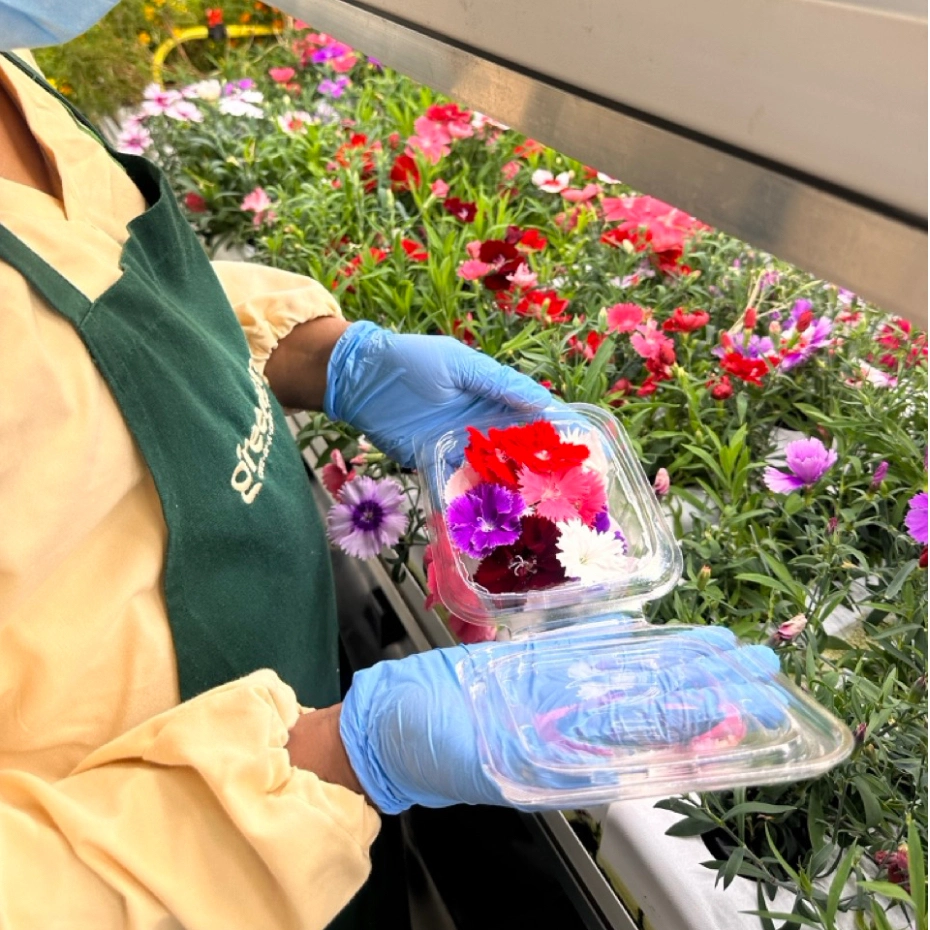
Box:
[0,672,379,930]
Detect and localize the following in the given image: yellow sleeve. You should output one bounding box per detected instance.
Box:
[0,670,380,930]
[214,261,344,373]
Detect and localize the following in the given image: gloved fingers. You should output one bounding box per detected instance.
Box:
[450,345,552,411]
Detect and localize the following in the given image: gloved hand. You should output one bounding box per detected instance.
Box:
[339,626,788,814]
[324,320,552,468]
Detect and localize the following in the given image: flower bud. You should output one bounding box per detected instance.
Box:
[796,310,814,333]
[920,547,928,569]
[853,722,867,746]
[870,460,890,490]
[710,375,734,400]
[768,320,782,337]
[744,307,757,329]
[827,516,839,535]
[653,468,671,497]
[696,564,712,590]
[769,613,808,645]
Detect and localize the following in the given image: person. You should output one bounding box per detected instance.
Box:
[0,7,785,929]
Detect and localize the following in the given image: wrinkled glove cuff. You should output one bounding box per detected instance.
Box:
[323,319,383,424]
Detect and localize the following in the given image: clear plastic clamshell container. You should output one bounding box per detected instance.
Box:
[415,403,853,805]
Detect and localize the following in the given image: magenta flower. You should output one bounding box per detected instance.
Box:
[763,438,838,493]
[870,460,890,489]
[318,76,350,98]
[905,492,928,544]
[447,483,525,558]
[327,476,408,558]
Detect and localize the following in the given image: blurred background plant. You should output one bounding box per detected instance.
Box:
[34,0,284,121]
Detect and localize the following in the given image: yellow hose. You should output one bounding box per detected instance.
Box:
[152,24,283,85]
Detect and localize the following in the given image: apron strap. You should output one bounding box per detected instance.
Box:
[0,224,92,326]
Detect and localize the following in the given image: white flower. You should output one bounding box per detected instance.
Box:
[531,169,573,194]
[219,98,264,118]
[559,427,611,477]
[555,519,630,585]
[597,171,621,184]
[276,110,314,134]
[183,79,222,101]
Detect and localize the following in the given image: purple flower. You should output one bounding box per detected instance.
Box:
[312,41,352,63]
[447,483,525,558]
[713,334,774,360]
[327,476,408,558]
[871,460,890,489]
[779,300,833,369]
[368,56,383,70]
[318,76,350,98]
[905,492,928,544]
[763,438,838,493]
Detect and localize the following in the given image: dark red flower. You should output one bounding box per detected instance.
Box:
[473,516,567,594]
[662,307,710,332]
[875,847,910,893]
[389,154,420,192]
[443,197,478,222]
[400,238,428,261]
[476,238,523,290]
[184,192,207,213]
[720,352,770,387]
[514,289,571,324]
[920,547,928,569]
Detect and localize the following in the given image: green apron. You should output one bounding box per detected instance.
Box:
[0,52,339,710]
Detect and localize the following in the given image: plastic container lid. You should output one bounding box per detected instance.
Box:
[414,404,854,804]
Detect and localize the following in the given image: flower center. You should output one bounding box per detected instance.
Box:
[509,555,537,578]
[351,500,384,532]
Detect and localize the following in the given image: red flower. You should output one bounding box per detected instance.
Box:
[206,8,224,27]
[569,331,607,361]
[184,192,207,213]
[515,289,570,324]
[332,133,381,191]
[389,154,420,192]
[443,197,478,222]
[517,229,548,251]
[607,377,633,402]
[514,139,546,157]
[495,420,589,475]
[720,352,770,387]
[474,516,567,594]
[451,314,477,346]
[662,307,710,332]
[476,238,522,290]
[875,847,910,893]
[707,373,734,400]
[400,238,428,261]
[464,426,522,487]
[600,226,648,251]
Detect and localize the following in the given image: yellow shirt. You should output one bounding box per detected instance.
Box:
[0,55,379,929]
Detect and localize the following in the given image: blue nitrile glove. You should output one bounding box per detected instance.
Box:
[339,627,789,814]
[324,321,552,468]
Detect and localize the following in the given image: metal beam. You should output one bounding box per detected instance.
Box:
[281,0,927,323]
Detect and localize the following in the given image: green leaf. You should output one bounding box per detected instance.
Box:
[744,911,823,929]
[886,559,919,598]
[723,801,798,820]
[909,817,927,930]
[665,816,718,837]
[856,880,914,904]
[736,572,800,599]
[723,847,745,889]
[852,776,884,830]
[826,843,859,925]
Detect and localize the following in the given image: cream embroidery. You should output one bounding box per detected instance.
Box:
[230,361,276,504]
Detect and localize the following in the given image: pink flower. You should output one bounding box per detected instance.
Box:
[406,117,452,164]
[430,178,450,198]
[116,123,152,155]
[320,449,354,498]
[561,183,601,203]
[448,614,498,643]
[763,438,838,493]
[531,169,574,193]
[653,468,670,496]
[501,160,520,181]
[507,263,538,289]
[165,100,203,123]
[141,83,181,116]
[465,240,483,260]
[518,465,606,526]
[630,320,675,360]
[457,259,493,281]
[606,303,645,333]
[269,66,296,84]
[241,187,276,226]
[769,613,808,645]
[277,110,314,134]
